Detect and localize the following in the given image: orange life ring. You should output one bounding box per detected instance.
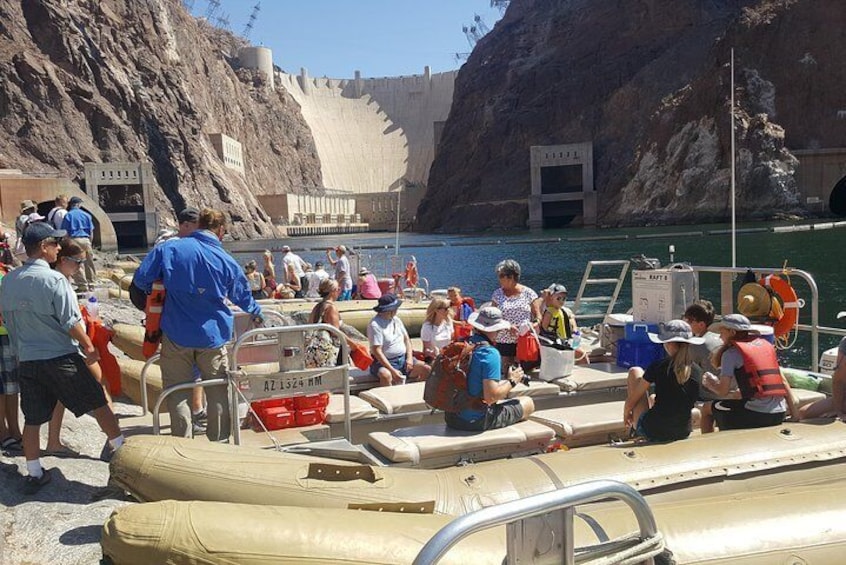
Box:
[405,261,419,288]
[759,274,799,339]
[142,281,166,358]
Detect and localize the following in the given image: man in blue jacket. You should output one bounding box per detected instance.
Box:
[61,196,96,292]
[133,208,263,441]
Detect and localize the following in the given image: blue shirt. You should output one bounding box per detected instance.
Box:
[0,259,83,362]
[61,207,94,238]
[133,230,262,348]
[457,334,502,422]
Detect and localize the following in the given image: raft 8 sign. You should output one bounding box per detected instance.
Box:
[236,368,344,400]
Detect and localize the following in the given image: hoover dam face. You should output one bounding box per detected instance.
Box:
[277,68,456,227]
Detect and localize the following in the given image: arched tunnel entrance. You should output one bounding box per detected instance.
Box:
[830,175,846,216]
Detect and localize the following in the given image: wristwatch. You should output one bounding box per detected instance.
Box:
[508,378,518,388]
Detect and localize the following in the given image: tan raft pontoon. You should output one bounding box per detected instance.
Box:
[111,420,846,515]
[101,473,846,564]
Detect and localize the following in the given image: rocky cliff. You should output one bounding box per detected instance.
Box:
[418,0,842,231]
[0,0,321,238]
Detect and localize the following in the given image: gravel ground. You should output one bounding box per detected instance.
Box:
[0,257,146,565]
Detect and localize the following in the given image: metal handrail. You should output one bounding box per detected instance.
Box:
[690,266,821,369]
[413,480,659,565]
[229,323,351,445]
[152,379,227,435]
[140,309,289,416]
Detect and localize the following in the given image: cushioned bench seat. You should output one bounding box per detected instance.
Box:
[554,362,629,392]
[359,380,561,416]
[367,420,554,467]
[348,368,380,390]
[530,389,828,448]
[325,394,380,423]
[530,401,630,448]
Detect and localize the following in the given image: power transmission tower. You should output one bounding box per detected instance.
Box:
[454,52,470,63]
[183,0,195,11]
[215,12,230,30]
[490,0,510,15]
[242,2,261,40]
[205,0,220,19]
[473,14,490,35]
[462,25,478,49]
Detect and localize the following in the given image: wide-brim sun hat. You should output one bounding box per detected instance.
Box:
[736,282,771,318]
[373,293,402,312]
[717,313,753,331]
[467,306,511,333]
[20,199,36,212]
[648,319,705,345]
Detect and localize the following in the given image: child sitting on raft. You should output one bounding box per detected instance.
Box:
[623,319,704,442]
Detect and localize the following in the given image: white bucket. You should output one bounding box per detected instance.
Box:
[539,343,575,382]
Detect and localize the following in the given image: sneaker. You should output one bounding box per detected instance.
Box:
[99,441,115,463]
[192,410,207,424]
[22,468,52,495]
[192,421,207,436]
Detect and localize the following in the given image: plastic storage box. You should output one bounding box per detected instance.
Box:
[624,323,658,343]
[616,339,666,368]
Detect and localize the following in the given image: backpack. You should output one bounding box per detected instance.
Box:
[423,341,487,413]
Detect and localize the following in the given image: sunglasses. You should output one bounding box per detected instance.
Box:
[63,256,85,264]
[43,238,61,246]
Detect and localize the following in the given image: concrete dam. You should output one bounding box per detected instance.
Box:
[275,67,456,230]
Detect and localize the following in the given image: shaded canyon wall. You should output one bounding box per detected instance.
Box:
[418,0,845,232]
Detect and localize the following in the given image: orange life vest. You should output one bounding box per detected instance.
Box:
[733,337,787,399]
[142,281,166,358]
[405,261,418,288]
[80,306,121,396]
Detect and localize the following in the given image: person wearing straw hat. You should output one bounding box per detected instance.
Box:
[799,311,846,420]
[367,294,428,386]
[13,199,38,264]
[444,306,535,432]
[623,320,705,442]
[698,314,797,433]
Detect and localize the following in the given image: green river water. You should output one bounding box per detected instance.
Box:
[226,221,846,369]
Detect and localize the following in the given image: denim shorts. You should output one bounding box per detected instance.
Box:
[369,354,406,378]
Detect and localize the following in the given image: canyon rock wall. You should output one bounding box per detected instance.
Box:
[418,0,843,231]
[0,0,321,238]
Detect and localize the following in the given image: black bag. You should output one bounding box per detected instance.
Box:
[128,279,148,311]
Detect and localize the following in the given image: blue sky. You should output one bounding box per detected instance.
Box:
[191,1,505,78]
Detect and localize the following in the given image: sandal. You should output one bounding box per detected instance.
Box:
[0,436,23,453]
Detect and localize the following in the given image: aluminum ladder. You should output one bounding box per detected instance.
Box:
[571,260,630,321]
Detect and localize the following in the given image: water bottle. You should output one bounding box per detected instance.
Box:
[86,295,99,319]
[570,330,581,350]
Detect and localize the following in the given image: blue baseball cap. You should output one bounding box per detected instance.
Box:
[22,222,66,246]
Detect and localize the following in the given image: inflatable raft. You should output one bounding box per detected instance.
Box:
[101,469,846,564]
[110,420,846,515]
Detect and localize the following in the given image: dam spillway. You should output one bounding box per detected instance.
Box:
[276,67,456,229]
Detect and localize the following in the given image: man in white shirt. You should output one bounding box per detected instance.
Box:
[46,194,68,230]
[281,245,307,298]
[367,294,429,386]
[304,261,329,299]
[326,245,353,301]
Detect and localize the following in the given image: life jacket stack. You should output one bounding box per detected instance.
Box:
[734,337,787,400]
[142,281,166,359]
[249,393,330,431]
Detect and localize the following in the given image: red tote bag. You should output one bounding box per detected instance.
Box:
[349,341,373,371]
[516,331,540,363]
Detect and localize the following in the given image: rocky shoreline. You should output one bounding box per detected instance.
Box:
[1,259,147,565]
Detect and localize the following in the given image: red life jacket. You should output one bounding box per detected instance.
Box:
[733,338,787,399]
